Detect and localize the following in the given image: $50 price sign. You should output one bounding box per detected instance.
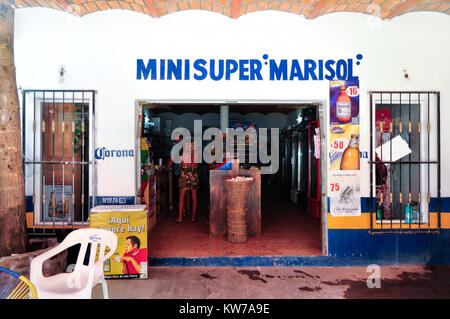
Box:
[330,138,349,152]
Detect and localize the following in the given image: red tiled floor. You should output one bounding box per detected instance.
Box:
[149,188,323,257]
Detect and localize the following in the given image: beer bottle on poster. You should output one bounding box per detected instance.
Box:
[340,134,360,170]
[336,82,352,123]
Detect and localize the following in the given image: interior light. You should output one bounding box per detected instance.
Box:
[296,116,303,123]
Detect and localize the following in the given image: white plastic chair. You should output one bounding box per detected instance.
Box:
[30,228,117,299]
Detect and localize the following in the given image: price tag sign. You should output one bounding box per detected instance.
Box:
[346,86,359,97]
[329,182,340,193]
[330,138,349,152]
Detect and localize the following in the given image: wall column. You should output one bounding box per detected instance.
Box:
[220,105,229,132]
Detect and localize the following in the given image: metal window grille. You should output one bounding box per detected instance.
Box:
[369,91,440,234]
[21,90,96,235]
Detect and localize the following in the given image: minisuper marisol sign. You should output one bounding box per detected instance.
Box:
[136,54,363,82]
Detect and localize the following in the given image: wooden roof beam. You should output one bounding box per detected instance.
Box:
[231,0,242,19]
[144,0,160,17]
[56,0,80,16]
[387,0,418,19]
[308,0,328,19]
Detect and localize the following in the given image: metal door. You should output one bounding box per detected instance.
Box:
[291,132,299,203]
[22,90,96,234]
[308,120,320,218]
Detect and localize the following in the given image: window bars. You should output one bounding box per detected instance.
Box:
[21,90,96,234]
[369,91,440,234]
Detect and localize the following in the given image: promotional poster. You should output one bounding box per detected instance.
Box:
[329,79,360,126]
[43,185,73,222]
[329,171,361,217]
[329,124,360,171]
[90,205,148,279]
[329,80,361,216]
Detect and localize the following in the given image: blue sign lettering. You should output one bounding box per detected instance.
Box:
[95,147,135,160]
[270,59,288,80]
[136,54,363,81]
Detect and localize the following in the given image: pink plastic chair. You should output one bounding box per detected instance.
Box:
[30,228,117,299]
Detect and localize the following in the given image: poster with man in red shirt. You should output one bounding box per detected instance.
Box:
[120,236,148,275]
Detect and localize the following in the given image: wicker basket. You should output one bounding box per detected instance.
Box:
[223,177,254,243]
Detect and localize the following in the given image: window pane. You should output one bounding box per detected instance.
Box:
[375,103,420,221]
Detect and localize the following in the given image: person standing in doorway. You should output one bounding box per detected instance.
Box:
[168,140,199,223]
[167,137,192,219]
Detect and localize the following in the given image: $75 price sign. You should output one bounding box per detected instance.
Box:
[330,183,340,192]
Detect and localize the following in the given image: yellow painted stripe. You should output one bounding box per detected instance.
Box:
[328,212,448,229]
[327,214,371,229]
[441,213,450,229]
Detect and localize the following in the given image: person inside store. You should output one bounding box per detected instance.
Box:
[168,136,191,217]
[120,236,147,275]
[167,139,200,223]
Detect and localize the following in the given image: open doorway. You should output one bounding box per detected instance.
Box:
[135,101,327,258]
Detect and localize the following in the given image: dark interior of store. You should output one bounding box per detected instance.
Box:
[139,103,323,257]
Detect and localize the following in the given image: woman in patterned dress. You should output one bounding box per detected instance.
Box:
[179,141,199,222]
[170,140,199,223]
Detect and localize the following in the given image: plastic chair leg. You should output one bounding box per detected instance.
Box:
[101,279,109,299]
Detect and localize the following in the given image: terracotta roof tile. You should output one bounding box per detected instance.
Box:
[14,0,450,19]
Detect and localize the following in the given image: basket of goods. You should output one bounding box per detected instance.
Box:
[222,176,255,243]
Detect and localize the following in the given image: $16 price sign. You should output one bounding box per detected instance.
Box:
[346,86,359,97]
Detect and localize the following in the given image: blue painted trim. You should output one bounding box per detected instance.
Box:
[328,228,450,265]
[148,256,372,267]
[25,195,34,212]
[147,254,443,267]
[430,197,446,212]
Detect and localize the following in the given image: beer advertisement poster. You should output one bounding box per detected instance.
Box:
[329,79,361,216]
[329,125,360,171]
[329,79,360,125]
[90,205,148,279]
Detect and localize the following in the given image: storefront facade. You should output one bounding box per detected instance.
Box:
[16,7,450,265]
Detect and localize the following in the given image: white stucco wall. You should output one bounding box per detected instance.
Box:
[14,8,450,200]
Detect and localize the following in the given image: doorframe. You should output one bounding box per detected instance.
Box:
[134,98,329,255]
[21,90,97,228]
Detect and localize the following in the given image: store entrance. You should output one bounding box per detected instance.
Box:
[135,101,325,258]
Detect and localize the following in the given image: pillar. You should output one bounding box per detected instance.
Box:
[220,105,229,132]
[0,0,28,256]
